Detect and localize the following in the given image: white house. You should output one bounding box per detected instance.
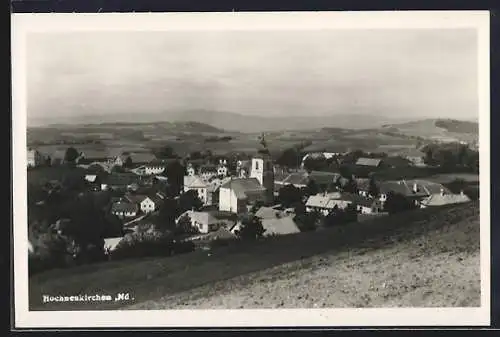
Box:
[219,178,267,214]
[140,195,163,213]
[27,149,43,168]
[178,210,221,234]
[184,175,209,204]
[420,190,471,208]
[217,164,228,177]
[144,160,169,175]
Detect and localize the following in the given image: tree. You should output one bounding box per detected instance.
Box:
[276,147,302,168]
[155,145,177,159]
[368,174,379,198]
[165,160,185,197]
[178,190,203,213]
[235,214,266,240]
[176,214,199,235]
[294,210,320,232]
[157,197,179,233]
[64,147,79,164]
[123,156,133,168]
[383,192,417,214]
[278,184,303,208]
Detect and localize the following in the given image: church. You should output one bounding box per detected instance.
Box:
[218,135,275,213]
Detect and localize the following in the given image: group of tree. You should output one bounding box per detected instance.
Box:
[421,143,479,173]
[156,190,203,233]
[383,192,418,214]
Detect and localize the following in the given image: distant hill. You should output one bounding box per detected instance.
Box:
[29,109,415,133]
[380,118,478,143]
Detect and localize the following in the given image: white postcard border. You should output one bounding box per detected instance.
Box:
[11,11,491,328]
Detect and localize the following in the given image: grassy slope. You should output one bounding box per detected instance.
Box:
[137,205,479,309]
[29,201,479,311]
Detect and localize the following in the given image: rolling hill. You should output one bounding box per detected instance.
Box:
[380,118,478,143]
[31,109,415,133]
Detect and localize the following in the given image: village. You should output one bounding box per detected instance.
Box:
[26,133,477,273]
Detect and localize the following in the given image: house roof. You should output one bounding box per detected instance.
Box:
[142,194,164,206]
[220,178,266,199]
[123,152,157,164]
[111,202,138,213]
[124,193,148,204]
[104,237,124,251]
[84,174,98,182]
[308,171,342,185]
[378,180,449,197]
[262,216,300,236]
[199,164,218,173]
[356,157,383,167]
[181,210,220,226]
[421,193,471,206]
[184,175,208,188]
[305,192,342,208]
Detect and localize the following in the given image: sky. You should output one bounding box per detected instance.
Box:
[26,29,478,123]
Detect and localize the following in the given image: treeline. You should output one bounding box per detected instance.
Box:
[421,143,479,173]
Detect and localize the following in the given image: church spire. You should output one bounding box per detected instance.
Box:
[257,133,270,156]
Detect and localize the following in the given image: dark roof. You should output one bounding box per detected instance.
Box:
[199,164,218,173]
[220,178,266,199]
[124,193,148,204]
[111,202,138,213]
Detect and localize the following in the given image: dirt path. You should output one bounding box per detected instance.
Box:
[128,214,480,309]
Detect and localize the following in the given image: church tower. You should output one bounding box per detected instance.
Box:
[250,133,274,204]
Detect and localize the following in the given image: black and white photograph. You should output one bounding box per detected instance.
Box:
[12,11,490,328]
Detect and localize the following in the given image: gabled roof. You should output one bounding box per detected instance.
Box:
[180,210,220,226]
[306,192,342,208]
[255,206,285,220]
[199,164,218,173]
[184,175,208,188]
[124,193,148,204]
[421,193,471,206]
[142,194,164,206]
[220,178,266,199]
[356,157,383,167]
[378,180,450,197]
[111,202,138,213]
[262,216,300,236]
[104,237,124,251]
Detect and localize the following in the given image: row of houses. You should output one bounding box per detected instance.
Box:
[300,148,427,169]
[304,179,471,216]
